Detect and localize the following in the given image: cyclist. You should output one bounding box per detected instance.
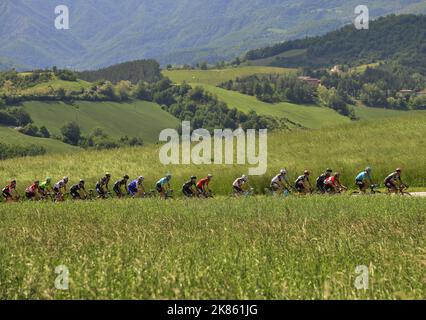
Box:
[324,172,347,194]
[113,175,130,198]
[53,176,69,201]
[384,168,407,194]
[39,177,53,198]
[96,172,111,198]
[182,176,197,198]
[2,180,19,202]
[270,169,292,193]
[156,174,172,198]
[355,167,373,193]
[295,170,313,194]
[233,175,249,196]
[25,180,43,200]
[196,174,213,198]
[316,168,333,193]
[128,176,145,198]
[70,180,88,200]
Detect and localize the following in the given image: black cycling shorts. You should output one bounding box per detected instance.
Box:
[156,183,163,193]
[233,185,243,193]
[182,187,194,197]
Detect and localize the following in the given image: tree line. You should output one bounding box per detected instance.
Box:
[245,14,426,74]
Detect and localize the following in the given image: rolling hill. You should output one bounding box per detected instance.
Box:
[2,1,426,69]
[245,14,426,72]
[163,66,425,128]
[20,100,180,143]
[0,126,78,154]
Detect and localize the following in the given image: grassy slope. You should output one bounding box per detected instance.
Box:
[163,66,295,86]
[164,67,351,129]
[198,84,351,129]
[0,196,424,299]
[22,100,180,143]
[164,67,425,127]
[0,114,425,193]
[0,126,78,153]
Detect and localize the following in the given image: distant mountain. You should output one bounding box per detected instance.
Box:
[1,0,426,70]
[245,14,426,73]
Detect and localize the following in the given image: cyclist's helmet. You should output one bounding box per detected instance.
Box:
[166,174,172,179]
[34,180,40,185]
[191,176,197,180]
[46,177,52,182]
[207,174,213,179]
[124,175,130,180]
[138,176,145,181]
[79,179,85,184]
[326,168,333,173]
[106,172,111,178]
[242,175,248,182]
[335,172,340,177]
[304,170,310,175]
[11,179,16,184]
[63,176,69,182]
[396,168,402,172]
[365,167,372,173]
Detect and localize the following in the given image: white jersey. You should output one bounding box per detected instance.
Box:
[271,174,287,185]
[233,178,245,188]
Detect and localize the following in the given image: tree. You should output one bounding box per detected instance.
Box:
[360,84,387,107]
[115,80,133,101]
[39,126,51,138]
[8,108,32,126]
[61,122,81,145]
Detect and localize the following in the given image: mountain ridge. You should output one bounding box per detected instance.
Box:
[2,0,426,70]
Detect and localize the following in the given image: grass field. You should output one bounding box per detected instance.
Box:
[0,114,425,300]
[163,66,295,86]
[196,84,351,129]
[0,126,78,154]
[0,196,424,299]
[1,114,425,194]
[21,100,180,143]
[164,67,421,129]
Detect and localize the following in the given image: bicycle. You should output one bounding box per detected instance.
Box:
[387,184,412,196]
[231,187,254,198]
[351,184,381,195]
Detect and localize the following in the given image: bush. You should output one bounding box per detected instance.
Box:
[0,143,46,160]
[39,126,51,138]
[0,110,18,126]
[18,124,41,137]
[61,122,81,145]
[7,108,32,126]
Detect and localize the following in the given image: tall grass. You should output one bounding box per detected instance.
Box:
[0,115,425,195]
[0,196,424,299]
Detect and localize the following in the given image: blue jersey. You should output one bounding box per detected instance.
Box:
[128,179,138,191]
[356,171,371,182]
[157,177,169,186]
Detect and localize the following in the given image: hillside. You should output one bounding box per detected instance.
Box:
[20,100,180,143]
[2,1,426,69]
[0,126,77,154]
[245,14,426,73]
[1,114,425,193]
[163,67,423,128]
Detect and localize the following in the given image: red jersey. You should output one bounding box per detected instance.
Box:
[26,184,41,194]
[325,176,336,186]
[196,178,209,189]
